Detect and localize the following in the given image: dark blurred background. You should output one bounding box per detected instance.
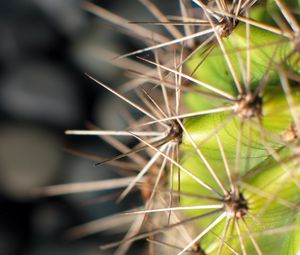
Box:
[0,0,178,254]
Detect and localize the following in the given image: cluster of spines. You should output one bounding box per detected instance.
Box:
[39,1,300,254]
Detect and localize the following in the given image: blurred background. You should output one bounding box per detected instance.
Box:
[0,0,178,254]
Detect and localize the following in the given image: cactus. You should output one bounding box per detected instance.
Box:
[42,1,300,254]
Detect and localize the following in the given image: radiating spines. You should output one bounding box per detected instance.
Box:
[55,1,300,254]
[172,137,300,254]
